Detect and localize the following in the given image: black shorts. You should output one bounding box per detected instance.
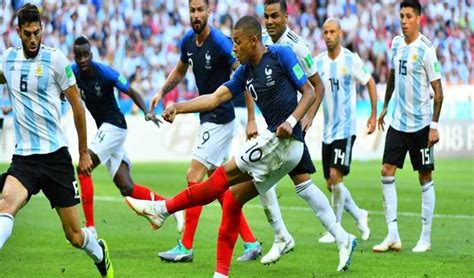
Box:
[382,125,434,171]
[289,143,316,178]
[0,147,79,208]
[0,118,3,129]
[322,135,356,179]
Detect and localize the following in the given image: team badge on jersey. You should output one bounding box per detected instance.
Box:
[65,65,73,79]
[292,63,304,79]
[265,65,275,86]
[205,51,212,69]
[35,64,43,77]
[412,54,419,62]
[341,66,348,76]
[304,54,314,68]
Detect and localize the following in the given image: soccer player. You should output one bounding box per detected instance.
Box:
[256,0,327,264]
[373,0,443,253]
[72,35,183,238]
[314,18,376,244]
[127,15,357,276]
[0,4,112,277]
[147,0,261,263]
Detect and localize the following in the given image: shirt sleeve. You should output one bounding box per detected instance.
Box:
[352,53,371,85]
[53,49,76,91]
[179,32,191,64]
[424,46,442,82]
[218,34,237,68]
[103,65,130,92]
[278,46,308,89]
[223,65,246,97]
[293,41,318,77]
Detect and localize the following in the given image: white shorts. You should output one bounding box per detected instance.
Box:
[193,120,236,170]
[89,123,131,177]
[234,107,247,131]
[235,129,304,194]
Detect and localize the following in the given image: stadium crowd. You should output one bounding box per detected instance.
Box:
[0,0,473,103]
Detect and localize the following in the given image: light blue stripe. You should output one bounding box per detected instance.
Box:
[19,56,40,152]
[330,61,338,141]
[343,54,353,138]
[317,59,330,133]
[413,47,425,129]
[37,50,58,152]
[399,47,410,132]
[344,136,352,166]
[5,50,23,155]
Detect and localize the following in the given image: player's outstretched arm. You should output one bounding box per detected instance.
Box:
[428,79,443,147]
[300,72,325,132]
[64,85,92,176]
[149,60,189,113]
[276,81,315,138]
[125,87,162,126]
[366,77,377,134]
[244,91,258,140]
[162,85,233,123]
[378,69,395,131]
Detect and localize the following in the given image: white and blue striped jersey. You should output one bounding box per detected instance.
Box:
[1,45,76,155]
[263,27,318,78]
[315,48,371,144]
[390,33,441,133]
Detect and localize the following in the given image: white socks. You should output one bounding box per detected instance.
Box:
[420,181,435,242]
[0,213,14,249]
[81,228,103,263]
[259,186,291,240]
[381,176,399,238]
[342,184,362,221]
[295,180,348,244]
[331,183,345,222]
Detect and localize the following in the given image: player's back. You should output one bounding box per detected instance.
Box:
[2,45,74,155]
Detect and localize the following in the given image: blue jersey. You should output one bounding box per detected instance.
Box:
[72,61,129,129]
[225,45,308,142]
[232,91,246,108]
[180,27,235,124]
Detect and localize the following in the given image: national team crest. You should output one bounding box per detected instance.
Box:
[35,64,43,77]
[265,65,275,86]
[205,51,212,70]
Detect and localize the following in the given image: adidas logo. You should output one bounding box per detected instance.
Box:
[10,65,15,71]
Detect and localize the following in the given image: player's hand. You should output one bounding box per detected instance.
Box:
[78,151,93,176]
[246,119,258,140]
[428,128,439,147]
[145,112,163,127]
[162,103,177,123]
[300,115,314,132]
[276,122,293,139]
[149,92,163,114]
[377,107,388,131]
[367,115,376,135]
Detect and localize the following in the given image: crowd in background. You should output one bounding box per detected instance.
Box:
[0,0,473,105]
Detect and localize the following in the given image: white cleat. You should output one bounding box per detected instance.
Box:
[85,226,98,239]
[318,231,336,244]
[172,210,184,234]
[337,234,357,272]
[372,235,402,252]
[260,235,295,265]
[357,209,371,241]
[412,240,431,253]
[125,197,168,230]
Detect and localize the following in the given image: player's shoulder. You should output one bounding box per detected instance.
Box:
[418,33,433,48]
[181,30,195,44]
[314,51,328,62]
[209,27,231,42]
[268,44,294,61]
[391,35,404,48]
[262,29,273,45]
[284,29,303,44]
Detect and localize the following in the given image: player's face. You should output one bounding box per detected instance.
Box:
[322,21,341,51]
[73,44,92,72]
[189,0,210,34]
[400,7,420,38]
[264,3,288,41]
[232,29,253,64]
[17,22,42,58]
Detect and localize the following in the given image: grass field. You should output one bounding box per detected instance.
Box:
[0,159,473,277]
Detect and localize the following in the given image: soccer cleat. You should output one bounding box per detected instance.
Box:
[86,226,98,239]
[125,197,168,230]
[172,210,184,234]
[95,239,113,277]
[237,241,262,262]
[337,234,357,272]
[158,240,193,262]
[372,235,402,252]
[357,209,371,241]
[412,240,431,253]
[260,235,295,265]
[318,231,336,244]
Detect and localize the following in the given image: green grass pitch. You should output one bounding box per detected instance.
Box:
[0,159,472,277]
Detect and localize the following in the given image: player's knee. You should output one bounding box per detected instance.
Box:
[65,229,83,248]
[381,164,396,177]
[186,169,204,183]
[0,194,25,216]
[418,171,432,185]
[325,181,332,192]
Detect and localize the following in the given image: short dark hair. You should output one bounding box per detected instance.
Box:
[18,3,41,27]
[189,0,209,6]
[264,0,287,13]
[235,16,262,41]
[400,0,421,15]
[74,35,90,47]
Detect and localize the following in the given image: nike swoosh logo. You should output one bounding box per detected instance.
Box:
[187,52,193,56]
[246,78,253,85]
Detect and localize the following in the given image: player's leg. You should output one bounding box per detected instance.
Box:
[77,149,100,236]
[373,127,405,252]
[409,126,435,252]
[0,175,28,249]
